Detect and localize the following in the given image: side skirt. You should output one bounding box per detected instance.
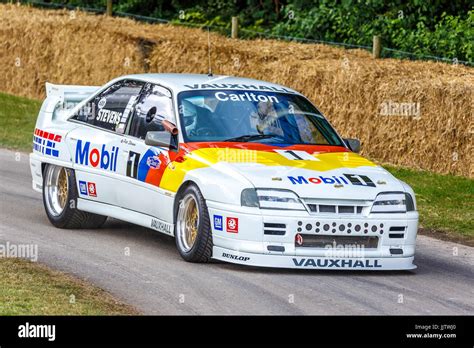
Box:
[77,198,175,236]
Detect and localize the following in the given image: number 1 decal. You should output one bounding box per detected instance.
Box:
[127,151,141,178]
[274,149,319,161]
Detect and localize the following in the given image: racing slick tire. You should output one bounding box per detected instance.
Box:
[42,164,107,229]
[175,184,213,262]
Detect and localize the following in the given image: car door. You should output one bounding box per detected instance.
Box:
[115,83,176,230]
[66,80,144,207]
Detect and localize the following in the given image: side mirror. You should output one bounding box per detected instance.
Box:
[344,138,361,153]
[145,131,171,148]
[145,120,179,149]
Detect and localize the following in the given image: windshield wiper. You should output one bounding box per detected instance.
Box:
[223,134,279,142]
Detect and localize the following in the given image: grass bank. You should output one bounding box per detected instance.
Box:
[0,257,137,315]
[385,166,473,246]
[0,92,41,151]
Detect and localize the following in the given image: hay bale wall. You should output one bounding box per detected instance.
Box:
[0,4,472,177]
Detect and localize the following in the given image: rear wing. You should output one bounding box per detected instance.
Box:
[37,83,100,125]
[45,82,100,104]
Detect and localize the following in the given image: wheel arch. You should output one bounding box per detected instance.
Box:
[173,180,199,223]
[172,179,213,262]
[41,160,74,174]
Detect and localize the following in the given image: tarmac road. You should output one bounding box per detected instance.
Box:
[1,149,472,315]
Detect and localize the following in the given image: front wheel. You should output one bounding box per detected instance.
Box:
[42,164,107,229]
[175,184,213,262]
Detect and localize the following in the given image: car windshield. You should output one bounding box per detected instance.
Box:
[177,90,344,146]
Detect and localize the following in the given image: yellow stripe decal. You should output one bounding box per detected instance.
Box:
[159,149,376,192]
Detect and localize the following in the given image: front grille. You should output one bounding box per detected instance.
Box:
[318,205,336,213]
[264,222,286,235]
[296,234,379,249]
[304,199,367,215]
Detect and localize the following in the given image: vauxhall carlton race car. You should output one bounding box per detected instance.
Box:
[30,73,419,270]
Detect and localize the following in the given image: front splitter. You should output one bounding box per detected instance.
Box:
[212,246,416,270]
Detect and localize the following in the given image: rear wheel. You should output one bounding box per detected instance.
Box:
[175,184,213,262]
[42,164,107,229]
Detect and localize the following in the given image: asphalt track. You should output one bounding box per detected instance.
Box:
[1,149,472,314]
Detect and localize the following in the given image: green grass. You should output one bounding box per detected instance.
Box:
[0,91,472,244]
[0,92,41,151]
[384,166,473,245]
[0,258,137,315]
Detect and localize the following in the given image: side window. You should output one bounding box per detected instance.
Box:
[71,80,143,133]
[128,84,174,140]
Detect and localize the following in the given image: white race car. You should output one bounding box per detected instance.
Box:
[30,74,418,270]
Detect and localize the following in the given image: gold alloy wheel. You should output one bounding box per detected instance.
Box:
[177,194,200,252]
[45,165,69,217]
[57,168,68,209]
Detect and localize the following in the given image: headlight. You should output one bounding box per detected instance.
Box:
[371,192,407,213]
[405,192,415,211]
[241,188,305,210]
[241,188,259,207]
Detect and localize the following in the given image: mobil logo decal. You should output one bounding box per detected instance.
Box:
[75,139,118,172]
[288,173,375,187]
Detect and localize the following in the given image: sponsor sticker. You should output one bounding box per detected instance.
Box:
[78,181,88,195]
[215,91,279,103]
[87,182,97,197]
[146,155,161,169]
[78,181,97,197]
[287,173,376,188]
[151,218,172,234]
[96,108,123,125]
[75,140,118,172]
[292,258,382,268]
[213,215,223,231]
[222,252,250,262]
[183,83,292,93]
[226,217,239,233]
[98,97,107,109]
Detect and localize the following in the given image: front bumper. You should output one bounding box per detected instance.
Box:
[208,201,418,270]
[213,246,416,270]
